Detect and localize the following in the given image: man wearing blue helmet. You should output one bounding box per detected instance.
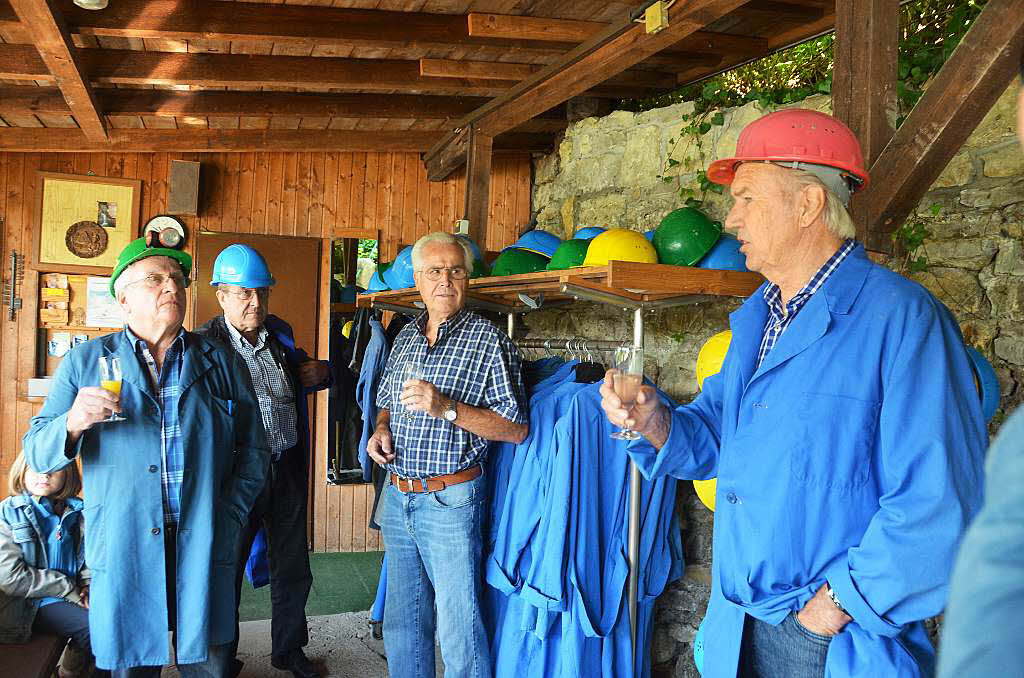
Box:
[197,244,330,678]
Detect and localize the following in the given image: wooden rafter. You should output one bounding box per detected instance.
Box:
[0,128,554,153]
[0,87,567,128]
[832,0,898,242]
[466,13,767,57]
[419,58,687,89]
[864,0,1024,251]
[6,0,105,139]
[0,44,661,99]
[425,0,749,180]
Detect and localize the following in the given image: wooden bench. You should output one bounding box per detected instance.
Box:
[0,633,66,678]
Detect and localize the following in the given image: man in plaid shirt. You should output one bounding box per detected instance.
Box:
[368,232,528,678]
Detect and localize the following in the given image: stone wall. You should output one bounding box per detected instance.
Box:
[524,81,1023,677]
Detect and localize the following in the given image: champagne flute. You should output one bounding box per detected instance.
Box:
[400,359,425,420]
[98,356,126,423]
[610,346,644,440]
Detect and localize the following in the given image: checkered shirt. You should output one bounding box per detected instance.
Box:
[125,327,185,527]
[376,309,527,479]
[224,321,298,460]
[757,239,857,368]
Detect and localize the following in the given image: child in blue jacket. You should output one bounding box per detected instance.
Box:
[0,451,97,677]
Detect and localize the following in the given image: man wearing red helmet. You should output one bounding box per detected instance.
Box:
[601,109,987,678]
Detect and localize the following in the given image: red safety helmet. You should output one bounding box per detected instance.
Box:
[707,109,870,191]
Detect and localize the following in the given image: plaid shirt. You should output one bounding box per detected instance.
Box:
[125,327,185,526]
[757,239,857,368]
[224,321,298,459]
[376,309,527,479]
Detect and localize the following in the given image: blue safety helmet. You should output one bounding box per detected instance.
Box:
[574,226,606,241]
[361,260,392,294]
[383,246,415,290]
[210,244,275,288]
[698,234,749,272]
[455,235,483,264]
[501,229,561,258]
[965,346,1000,422]
[694,618,706,676]
[644,229,656,242]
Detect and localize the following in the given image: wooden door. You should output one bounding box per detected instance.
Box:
[192,232,323,541]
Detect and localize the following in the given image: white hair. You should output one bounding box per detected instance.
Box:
[411,232,474,270]
[112,256,178,300]
[783,169,857,240]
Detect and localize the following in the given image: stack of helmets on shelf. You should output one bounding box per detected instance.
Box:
[494,207,751,277]
[490,229,562,276]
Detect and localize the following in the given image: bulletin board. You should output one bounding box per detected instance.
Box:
[33,172,141,273]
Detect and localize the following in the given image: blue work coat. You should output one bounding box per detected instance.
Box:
[627,246,986,678]
[23,331,269,670]
[356,317,389,481]
[938,405,1024,677]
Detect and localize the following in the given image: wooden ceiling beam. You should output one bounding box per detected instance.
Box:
[863,0,1024,251]
[466,13,768,58]
[0,127,554,153]
[419,58,682,89]
[425,0,749,180]
[0,86,566,121]
[0,45,661,98]
[7,0,105,140]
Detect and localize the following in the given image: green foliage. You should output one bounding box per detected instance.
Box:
[891,203,943,273]
[358,238,378,261]
[622,0,986,121]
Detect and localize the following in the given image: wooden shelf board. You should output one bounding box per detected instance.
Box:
[356,262,763,312]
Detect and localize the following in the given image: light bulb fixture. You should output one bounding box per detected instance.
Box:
[73,0,108,8]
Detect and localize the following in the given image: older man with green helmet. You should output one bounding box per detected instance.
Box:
[24,237,269,677]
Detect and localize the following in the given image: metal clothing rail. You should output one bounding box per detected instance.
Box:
[514,337,630,353]
[506,305,674,674]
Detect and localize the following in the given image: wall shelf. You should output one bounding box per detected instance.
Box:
[356,261,763,313]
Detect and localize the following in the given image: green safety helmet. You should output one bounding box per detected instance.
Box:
[546,239,590,270]
[652,207,723,267]
[109,237,192,297]
[470,257,490,279]
[490,248,549,277]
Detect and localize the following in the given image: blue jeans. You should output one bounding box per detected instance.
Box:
[739,613,832,678]
[379,472,491,678]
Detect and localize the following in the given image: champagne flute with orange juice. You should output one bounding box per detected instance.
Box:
[98,356,126,422]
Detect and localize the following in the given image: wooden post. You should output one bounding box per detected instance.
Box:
[832,0,898,244]
[864,0,1024,251]
[464,124,493,247]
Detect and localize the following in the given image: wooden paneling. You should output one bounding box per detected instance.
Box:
[0,149,531,555]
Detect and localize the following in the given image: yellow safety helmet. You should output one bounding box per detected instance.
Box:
[581,228,658,267]
[341,320,354,339]
[693,478,717,512]
[696,330,731,390]
[693,330,730,512]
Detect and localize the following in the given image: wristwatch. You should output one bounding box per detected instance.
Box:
[442,400,458,422]
[825,583,848,615]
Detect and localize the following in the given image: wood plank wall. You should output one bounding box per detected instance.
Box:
[0,150,532,552]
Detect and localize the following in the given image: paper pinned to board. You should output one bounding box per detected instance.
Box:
[85,276,124,328]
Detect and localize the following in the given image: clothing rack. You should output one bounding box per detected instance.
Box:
[514,337,630,356]
[505,309,647,671]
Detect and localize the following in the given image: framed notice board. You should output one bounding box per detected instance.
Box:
[33,171,141,274]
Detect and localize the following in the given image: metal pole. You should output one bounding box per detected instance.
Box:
[507,312,516,339]
[628,306,644,675]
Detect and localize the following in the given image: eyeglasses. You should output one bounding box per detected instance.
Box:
[219,286,271,302]
[419,266,468,281]
[124,272,190,290]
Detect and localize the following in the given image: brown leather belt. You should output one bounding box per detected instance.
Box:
[391,465,481,493]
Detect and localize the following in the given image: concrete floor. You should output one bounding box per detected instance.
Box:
[159,611,443,677]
